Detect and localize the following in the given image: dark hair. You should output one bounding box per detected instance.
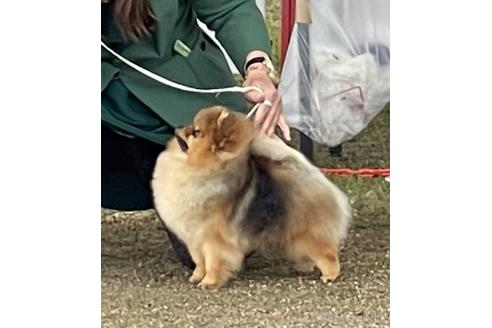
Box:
[111,0,156,40]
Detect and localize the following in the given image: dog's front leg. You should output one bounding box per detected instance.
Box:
[198,236,243,289]
[197,206,244,289]
[188,248,206,283]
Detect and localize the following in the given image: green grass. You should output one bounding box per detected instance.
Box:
[266,0,281,70]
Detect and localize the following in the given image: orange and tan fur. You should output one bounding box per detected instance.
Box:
[152,106,351,288]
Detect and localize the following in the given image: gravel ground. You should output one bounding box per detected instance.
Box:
[101,108,390,328]
[102,198,388,328]
[102,2,389,323]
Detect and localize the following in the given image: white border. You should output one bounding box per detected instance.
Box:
[391,1,492,327]
[1,2,100,327]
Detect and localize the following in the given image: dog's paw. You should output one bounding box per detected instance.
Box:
[320,271,339,283]
[321,276,337,284]
[189,267,205,284]
[197,280,220,289]
[189,275,202,284]
[319,257,340,283]
[197,275,225,289]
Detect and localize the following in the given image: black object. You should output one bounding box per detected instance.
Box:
[101,124,194,268]
[299,132,314,160]
[157,214,195,270]
[165,229,195,269]
[329,144,343,157]
[244,56,266,72]
[243,159,286,235]
[101,124,162,210]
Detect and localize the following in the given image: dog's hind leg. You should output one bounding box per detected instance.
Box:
[287,235,340,282]
[314,248,340,283]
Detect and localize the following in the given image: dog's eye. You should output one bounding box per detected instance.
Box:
[192,129,201,138]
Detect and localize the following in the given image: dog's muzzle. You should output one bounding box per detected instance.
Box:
[175,128,189,153]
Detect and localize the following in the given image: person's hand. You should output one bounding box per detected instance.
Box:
[243,69,291,141]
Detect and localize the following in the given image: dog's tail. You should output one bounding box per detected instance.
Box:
[329,183,352,244]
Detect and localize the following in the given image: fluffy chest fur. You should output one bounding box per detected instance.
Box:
[152,149,244,245]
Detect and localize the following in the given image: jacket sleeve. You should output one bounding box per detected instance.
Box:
[190,0,272,72]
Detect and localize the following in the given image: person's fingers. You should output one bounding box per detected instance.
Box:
[244,71,282,134]
[261,96,281,136]
[267,104,281,136]
[253,104,269,128]
[244,89,264,103]
[277,114,291,141]
[254,89,275,127]
[267,98,283,136]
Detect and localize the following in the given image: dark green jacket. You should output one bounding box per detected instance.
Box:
[101,0,271,144]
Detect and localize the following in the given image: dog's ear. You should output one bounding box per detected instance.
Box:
[217,109,231,127]
[216,109,237,135]
[214,109,237,149]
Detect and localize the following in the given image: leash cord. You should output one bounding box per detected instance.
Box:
[101,43,390,180]
[101,41,263,118]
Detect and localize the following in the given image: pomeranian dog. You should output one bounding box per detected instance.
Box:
[152,106,351,288]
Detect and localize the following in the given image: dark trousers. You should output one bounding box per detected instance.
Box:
[101,124,194,268]
[101,124,163,210]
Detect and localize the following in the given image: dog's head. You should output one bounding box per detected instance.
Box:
[174,106,255,168]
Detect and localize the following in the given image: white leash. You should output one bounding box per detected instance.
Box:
[101,41,266,118]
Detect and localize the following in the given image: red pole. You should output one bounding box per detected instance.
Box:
[280,0,296,67]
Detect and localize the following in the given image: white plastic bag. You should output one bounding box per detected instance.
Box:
[279,0,390,147]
